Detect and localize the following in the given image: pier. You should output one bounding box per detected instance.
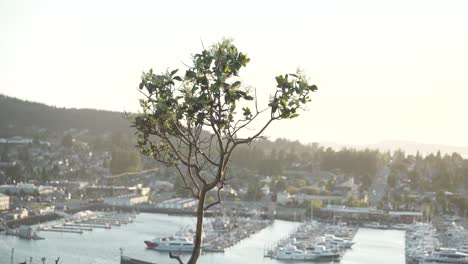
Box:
[33,211,137,237]
[64,223,111,229]
[39,227,84,234]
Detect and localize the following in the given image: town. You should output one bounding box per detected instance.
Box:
[1,121,468,263]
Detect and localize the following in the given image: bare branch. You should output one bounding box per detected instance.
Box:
[174,165,199,199]
[231,106,269,136]
[169,252,184,264]
[234,117,277,145]
[204,183,223,211]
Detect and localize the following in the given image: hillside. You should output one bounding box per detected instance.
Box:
[2,94,467,158]
[0,94,133,136]
[321,140,468,158]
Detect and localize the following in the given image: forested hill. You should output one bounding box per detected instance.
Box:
[0,94,133,136]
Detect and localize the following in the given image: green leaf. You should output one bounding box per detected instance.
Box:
[275,76,283,87]
[231,81,241,89]
[173,76,183,81]
[170,69,179,76]
[185,70,196,79]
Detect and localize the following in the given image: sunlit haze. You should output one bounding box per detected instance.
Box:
[2,0,468,146]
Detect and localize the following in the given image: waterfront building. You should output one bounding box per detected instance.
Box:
[388,211,423,222]
[86,184,150,198]
[320,205,386,221]
[103,194,148,206]
[0,184,56,196]
[0,193,9,210]
[155,198,198,209]
[294,193,345,204]
[151,180,174,192]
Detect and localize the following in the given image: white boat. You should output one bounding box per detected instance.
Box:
[420,248,468,263]
[276,246,320,260]
[144,236,194,252]
[305,244,341,260]
[319,234,355,249]
[458,246,468,254]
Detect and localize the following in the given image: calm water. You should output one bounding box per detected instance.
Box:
[0,213,405,264]
[341,228,405,264]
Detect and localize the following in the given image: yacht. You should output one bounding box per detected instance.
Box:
[305,245,341,260]
[319,234,355,249]
[276,246,320,260]
[144,236,194,252]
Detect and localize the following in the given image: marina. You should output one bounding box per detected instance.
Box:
[37,211,136,235]
[264,221,357,261]
[0,212,411,264]
[405,221,468,264]
[2,211,136,239]
[144,216,272,253]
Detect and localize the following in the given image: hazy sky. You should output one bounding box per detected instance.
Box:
[1,0,468,146]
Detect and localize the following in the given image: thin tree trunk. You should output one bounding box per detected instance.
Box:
[187,189,206,264]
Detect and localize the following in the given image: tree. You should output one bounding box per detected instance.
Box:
[310,199,323,209]
[387,171,398,189]
[132,39,317,264]
[110,147,142,174]
[275,178,287,192]
[62,134,73,148]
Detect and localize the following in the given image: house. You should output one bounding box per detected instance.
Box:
[334,177,358,199]
[7,208,29,220]
[261,185,270,195]
[293,193,344,204]
[0,184,37,195]
[152,180,174,192]
[276,191,291,205]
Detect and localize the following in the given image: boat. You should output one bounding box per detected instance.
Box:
[420,248,468,263]
[319,234,355,249]
[276,245,320,260]
[144,236,195,252]
[305,245,341,260]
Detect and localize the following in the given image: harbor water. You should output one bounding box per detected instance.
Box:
[0,213,405,264]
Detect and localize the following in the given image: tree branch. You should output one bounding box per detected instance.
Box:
[234,117,277,145]
[204,183,223,211]
[169,252,184,264]
[174,165,199,199]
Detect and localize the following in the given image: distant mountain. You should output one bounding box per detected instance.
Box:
[0,94,133,136]
[320,140,468,158]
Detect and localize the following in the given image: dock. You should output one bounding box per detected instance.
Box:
[36,211,137,236]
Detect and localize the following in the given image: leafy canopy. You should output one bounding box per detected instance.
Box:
[133,39,317,170]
